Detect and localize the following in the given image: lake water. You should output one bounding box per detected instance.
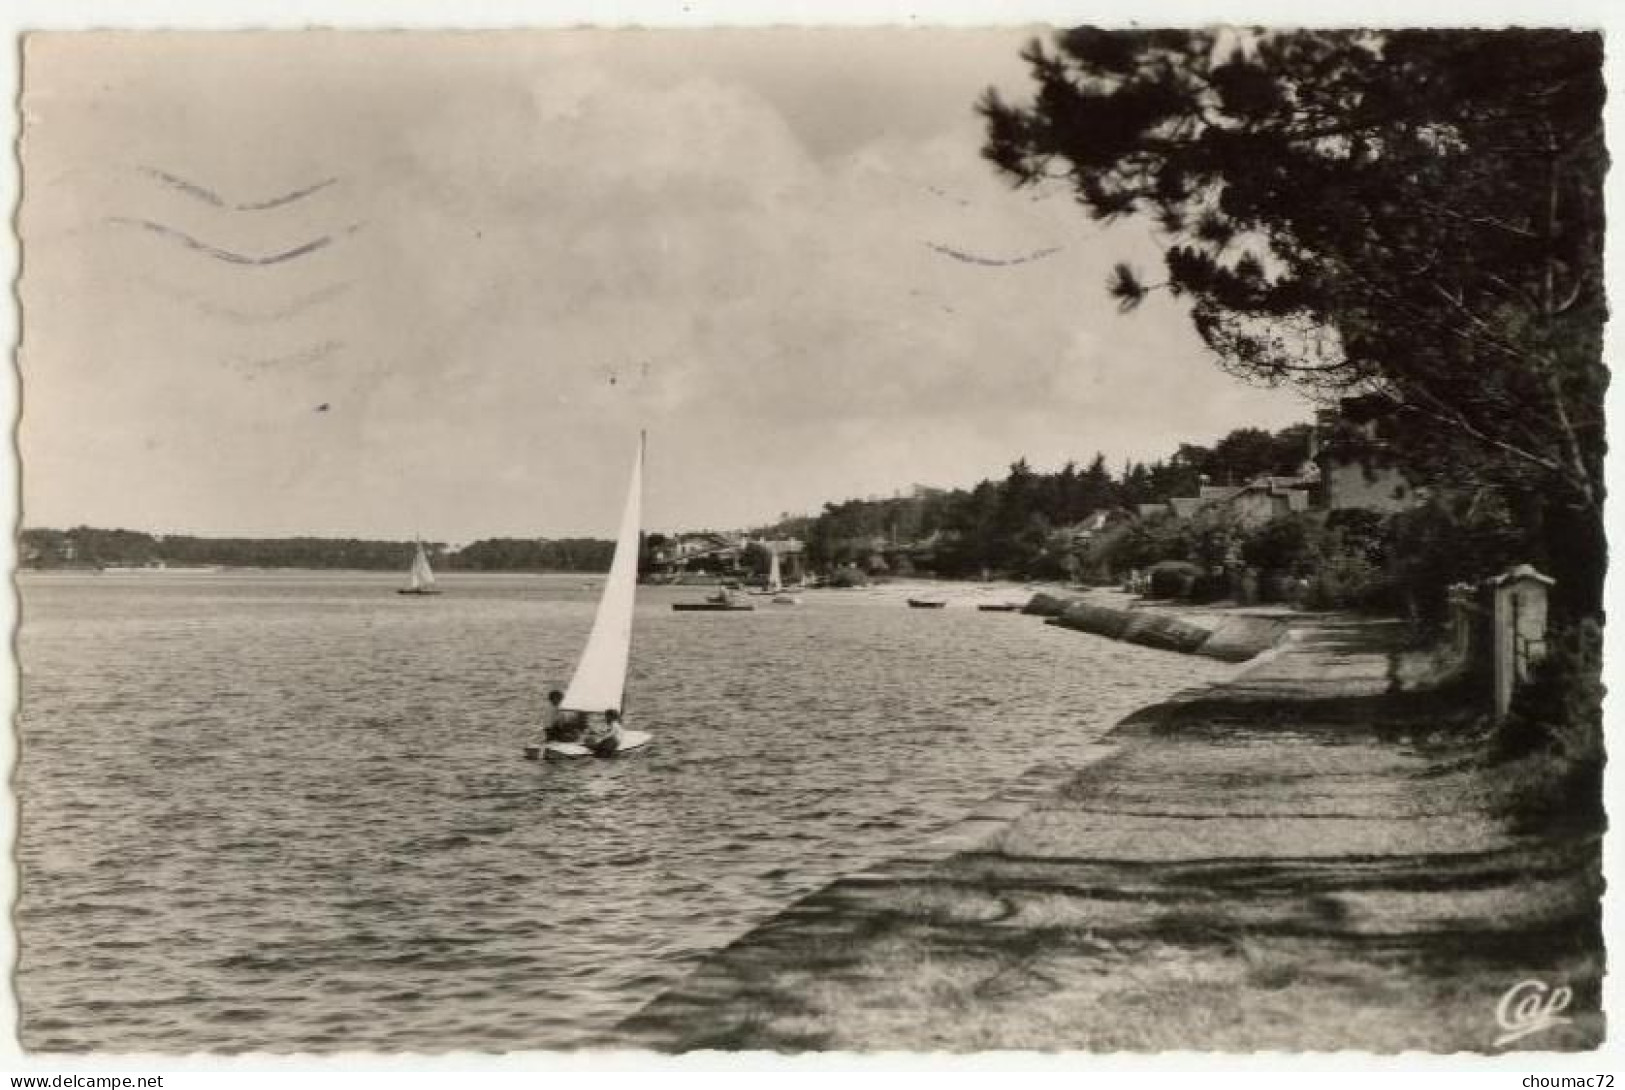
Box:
[15,571,1234,1052]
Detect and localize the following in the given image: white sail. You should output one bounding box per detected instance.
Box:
[562,435,644,714]
[766,549,783,593]
[408,543,436,590]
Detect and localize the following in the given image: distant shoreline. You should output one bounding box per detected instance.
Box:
[15,566,605,576]
[18,566,1074,591]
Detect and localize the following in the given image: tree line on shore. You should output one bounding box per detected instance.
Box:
[21,420,1297,578]
[19,527,615,573]
[977,28,1604,622]
[755,424,1314,578]
[976,27,1605,827]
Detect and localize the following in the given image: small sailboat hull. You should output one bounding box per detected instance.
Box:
[536,730,654,760]
[907,598,948,609]
[672,602,755,611]
[401,541,441,595]
[537,435,650,767]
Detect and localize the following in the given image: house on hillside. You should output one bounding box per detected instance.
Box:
[646,531,745,576]
[1225,475,1315,527]
[1137,398,1416,525]
[751,536,807,580]
[1314,399,1420,514]
[1153,475,1314,527]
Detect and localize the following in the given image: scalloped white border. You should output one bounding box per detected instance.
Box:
[2,2,1621,1081]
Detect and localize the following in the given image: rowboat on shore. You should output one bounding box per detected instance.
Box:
[907,597,948,609]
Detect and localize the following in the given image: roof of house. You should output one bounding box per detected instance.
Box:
[672,532,743,557]
[753,537,805,554]
[1236,475,1315,496]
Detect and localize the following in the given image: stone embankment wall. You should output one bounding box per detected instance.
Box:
[1024,592,1289,662]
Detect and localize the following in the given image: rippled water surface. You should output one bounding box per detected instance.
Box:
[17,572,1233,1051]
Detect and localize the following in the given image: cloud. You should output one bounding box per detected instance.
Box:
[19,32,1310,537]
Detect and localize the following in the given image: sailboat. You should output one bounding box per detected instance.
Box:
[764,549,800,605]
[530,435,654,760]
[397,541,442,595]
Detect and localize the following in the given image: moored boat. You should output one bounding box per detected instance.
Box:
[676,584,755,612]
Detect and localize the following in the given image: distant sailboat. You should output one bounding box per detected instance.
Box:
[397,541,441,596]
[531,435,654,760]
[766,550,800,605]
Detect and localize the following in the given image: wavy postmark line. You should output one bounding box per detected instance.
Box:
[232,340,348,382]
[137,166,340,212]
[203,282,354,323]
[234,338,347,373]
[108,217,364,266]
[924,240,1063,267]
[139,278,355,325]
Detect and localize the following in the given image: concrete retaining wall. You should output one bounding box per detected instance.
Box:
[1197,615,1295,662]
[1051,600,1133,640]
[1038,593,1290,662]
[1023,592,1073,618]
[1119,611,1213,654]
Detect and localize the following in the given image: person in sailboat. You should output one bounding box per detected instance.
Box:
[541,689,588,744]
[582,708,624,757]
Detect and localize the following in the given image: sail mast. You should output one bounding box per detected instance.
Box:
[561,433,645,713]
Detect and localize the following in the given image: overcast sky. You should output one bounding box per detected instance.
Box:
[20,30,1311,540]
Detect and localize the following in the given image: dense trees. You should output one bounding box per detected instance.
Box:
[450,538,615,572]
[19,528,615,573]
[20,528,430,571]
[981,28,1606,619]
[979,29,1605,812]
[766,423,1312,579]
